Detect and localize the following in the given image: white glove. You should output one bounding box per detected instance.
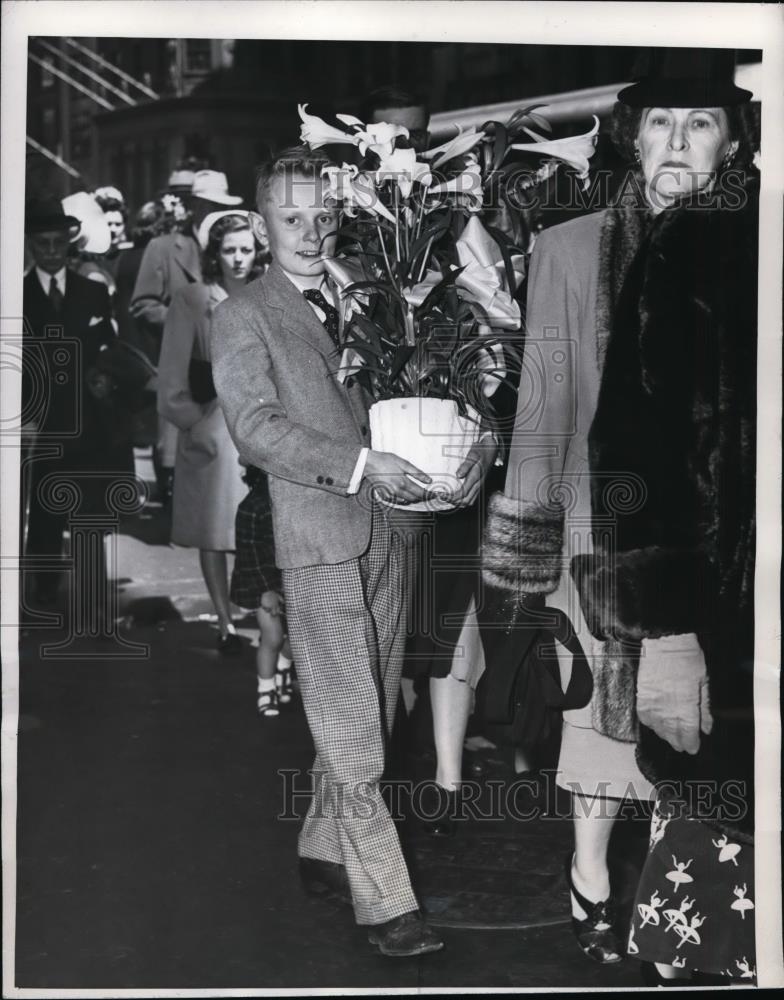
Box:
[636,633,712,755]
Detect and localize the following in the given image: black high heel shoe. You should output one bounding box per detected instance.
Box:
[564,852,623,964]
[420,785,461,838]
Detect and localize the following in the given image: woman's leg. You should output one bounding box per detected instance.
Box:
[565,797,625,963]
[570,797,622,918]
[256,592,285,682]
[430,673,473,791]
[430,596,484,791]
[199,549,234,636]
[256,592,285,716]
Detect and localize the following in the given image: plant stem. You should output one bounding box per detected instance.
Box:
[414,189,427,243]
[404,305,416,347]
[376,222,395,287]
[393,185,401,265]
[416,235,434,283]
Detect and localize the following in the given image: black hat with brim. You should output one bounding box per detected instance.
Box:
[25,196,82,235]
[617,47,753,108]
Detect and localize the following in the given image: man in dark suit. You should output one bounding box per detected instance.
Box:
[22,197,133,610]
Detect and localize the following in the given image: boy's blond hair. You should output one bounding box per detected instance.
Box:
[255,145,334,212]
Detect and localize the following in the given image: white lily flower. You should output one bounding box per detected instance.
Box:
[299,103,360,149]
[374,147,432,199]
[509,115,600,188]
[428,155,483,211]
[335,112,364,129]
[321,163,396,223]
[422,126,486,170]
[356,120,411,159]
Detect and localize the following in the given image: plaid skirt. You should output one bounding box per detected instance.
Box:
[230,468,282,609]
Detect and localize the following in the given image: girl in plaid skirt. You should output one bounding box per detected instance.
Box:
[230,464,293,716]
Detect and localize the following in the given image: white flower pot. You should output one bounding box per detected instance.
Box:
[368,397,482,512]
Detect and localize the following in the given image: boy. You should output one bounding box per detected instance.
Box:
[212,148,493,957]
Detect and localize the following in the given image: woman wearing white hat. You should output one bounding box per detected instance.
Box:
[157,211,267,655]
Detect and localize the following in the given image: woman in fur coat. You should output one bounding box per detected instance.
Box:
[482,48,759,979]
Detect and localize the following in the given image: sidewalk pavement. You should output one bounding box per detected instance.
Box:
[12,497,650,991]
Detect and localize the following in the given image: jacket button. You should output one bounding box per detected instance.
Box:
[325,476,334,486]
[316,475,324,484]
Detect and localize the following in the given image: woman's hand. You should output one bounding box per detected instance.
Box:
[636,633,713,754]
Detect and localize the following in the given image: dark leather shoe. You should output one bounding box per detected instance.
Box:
[420,786,460,838]
[299,856,352,905]
[217,631,243,655]
[367,910,444,957]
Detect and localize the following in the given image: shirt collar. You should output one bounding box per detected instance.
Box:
[36,266,66,296]
[280,269,328,297]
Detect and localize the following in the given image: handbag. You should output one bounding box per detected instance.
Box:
[475,595,593,750]
[188,358,217,404]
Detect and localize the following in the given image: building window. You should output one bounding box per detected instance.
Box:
[184,40,212,73]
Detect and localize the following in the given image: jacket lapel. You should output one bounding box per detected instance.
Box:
[261,262,340,362]
[172,233,201,285]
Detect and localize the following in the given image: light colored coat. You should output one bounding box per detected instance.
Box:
[502,209,653,799]
[157,282,246,550]
[130,230,202,329]
[211,262,371,569]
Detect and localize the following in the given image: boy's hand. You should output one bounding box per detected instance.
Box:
[364,450,433,505]
[452,439,498,507]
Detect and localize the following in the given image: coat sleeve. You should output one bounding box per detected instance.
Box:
[92,281,117,351]
[157,287,205,431]
[572,201,757,646]
[482,225,577,598]
[211,295,361,496]
[130,238,168,328]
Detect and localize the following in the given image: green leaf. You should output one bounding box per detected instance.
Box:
[528,112,553,133]
[390,344,416,380]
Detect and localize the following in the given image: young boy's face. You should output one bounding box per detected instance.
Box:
[261,172,339,282]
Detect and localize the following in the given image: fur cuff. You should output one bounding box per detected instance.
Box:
[591,639,640,743]
[481,491,564,596]
[571,548,712,642]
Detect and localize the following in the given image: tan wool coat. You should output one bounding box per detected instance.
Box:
[157,282,246,551]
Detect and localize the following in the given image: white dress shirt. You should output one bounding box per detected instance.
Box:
[279,267,369,494]
[36,266,66,298]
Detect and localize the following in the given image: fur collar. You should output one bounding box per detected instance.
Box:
[595,170,652,371]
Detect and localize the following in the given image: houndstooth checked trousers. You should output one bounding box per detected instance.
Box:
[282,502,418,925]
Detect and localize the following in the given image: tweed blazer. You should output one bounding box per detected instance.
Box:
[211,262,372,569]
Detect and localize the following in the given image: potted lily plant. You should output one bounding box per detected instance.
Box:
[298,103,598,509]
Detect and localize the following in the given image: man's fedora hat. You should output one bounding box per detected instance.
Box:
[618,47,753,108]
[25,196,81,235]
[167,168,196,195]
[190,170,243,206]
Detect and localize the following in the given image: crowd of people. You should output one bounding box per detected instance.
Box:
[20,48,759,984]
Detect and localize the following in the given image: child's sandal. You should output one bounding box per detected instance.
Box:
[275,670,293,705]
[257,689,280,717]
